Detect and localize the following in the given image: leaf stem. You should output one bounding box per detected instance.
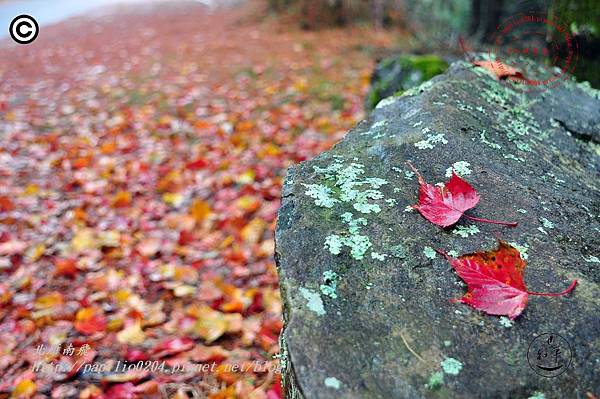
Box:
[527,279,577,297]
[464,214,518,227]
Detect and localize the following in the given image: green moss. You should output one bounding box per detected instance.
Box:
[425,371,444,390]
[367,55,448,110]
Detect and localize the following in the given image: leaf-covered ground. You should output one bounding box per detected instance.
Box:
[0,2,401,397]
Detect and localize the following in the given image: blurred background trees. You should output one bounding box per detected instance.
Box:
[266,0,599,86]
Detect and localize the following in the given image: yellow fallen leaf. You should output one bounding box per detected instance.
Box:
[34,292,64,309]
[162,192,184,207]
[25,243,46,262]
[71,229,96,252]
[117,321,145,345]
[192,306,228,344]
[11,379,36,398]
[23,184,39,196]
[236,195,260,212]
[174,285,196,297]
[98,230,120,247]
[241,218,267,244]
[236,170,255,185]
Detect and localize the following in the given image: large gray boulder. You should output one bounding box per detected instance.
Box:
[275,61,600,399]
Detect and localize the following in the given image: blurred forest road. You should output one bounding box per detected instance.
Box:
[0,0,404,397]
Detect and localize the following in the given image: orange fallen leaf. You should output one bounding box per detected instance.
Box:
[473,60,525,81]
[112,191,132,208]
[189,199,212,222]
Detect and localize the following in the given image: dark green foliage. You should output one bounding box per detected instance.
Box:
[365,54,449,110]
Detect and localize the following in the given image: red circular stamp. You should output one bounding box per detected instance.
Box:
[463,12,580,93]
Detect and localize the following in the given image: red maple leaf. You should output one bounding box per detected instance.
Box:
[408,162,517,228]
[438,241,577,319]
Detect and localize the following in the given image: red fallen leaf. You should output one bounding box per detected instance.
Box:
[151,337,194,358]
[124,349,149,362]
[408,162,517,228]
[473,60,525,81]
[185,158,209,170]
[75,307,107,335]
[104,382,137,399]
[438,241,577,319]
[0,196,14,212]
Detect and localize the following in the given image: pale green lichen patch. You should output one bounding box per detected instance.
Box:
[479,129,502,150]
[390,244,408,259]
[445,161,472,178]
[324,377,342,389]
[325,233,372,260]
[425,371,444,390]
[539,217,554,229]
[320,270,339,299]
[324,212,373,260]
[324,235,344,255]
[510,242,529,260]
[404,170,415,180]
[375,96,398,109]
[311,161,389,215]
[583,255,600,263]
[499,317,514,328]
[517,208,527,214]
[447,250,459,258]
[303,184,339,208]
[452,225,479,238]
[577,81,600,100]
[528,392,546,399]
[404,205,415,213]
[503,153,524,162]
[361,120,388,136]
[441,357,463,376]
[401,79,435,97]
[299,287,326,316]
[415,129,448,150]
[423,246,437,259]
[371,252,387,261]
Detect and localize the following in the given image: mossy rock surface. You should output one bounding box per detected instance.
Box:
[365,54,449,111]
[276,61,600,399]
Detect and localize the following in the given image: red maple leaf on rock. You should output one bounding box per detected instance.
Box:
[408,162,517,228]
[439,241,577,319]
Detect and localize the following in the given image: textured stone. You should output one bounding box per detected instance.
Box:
[276,60,600,399]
